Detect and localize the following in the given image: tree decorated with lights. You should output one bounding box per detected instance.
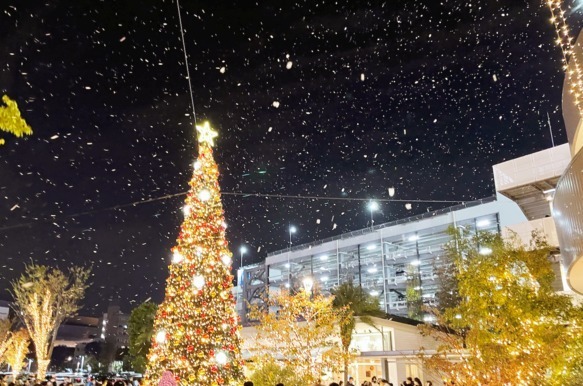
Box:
[145,122,243,386]
[0,95,32,145]
[249,285,346,385]
[0,319,13,364]
[420,229,582,385]
[11,264,90,379]
[5,329,30,379]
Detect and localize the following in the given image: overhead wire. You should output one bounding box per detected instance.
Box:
[0,191,466,232]
[176,0,197,124]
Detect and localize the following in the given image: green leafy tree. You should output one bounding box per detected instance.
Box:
[420,229,581,385]
[406,266,423,320]
[433,249,461,314]
[11,264,90,379]
[331,281,383,384]
[128,301,158,373]
[0,95,32,145]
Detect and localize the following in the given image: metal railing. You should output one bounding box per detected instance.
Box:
[267,196,497,257]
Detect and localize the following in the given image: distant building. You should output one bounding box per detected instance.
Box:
[236,194,529,323]
[99,303,129,348]
[54,315,100,348]
[0,300,10,320]
[493,143,572,294]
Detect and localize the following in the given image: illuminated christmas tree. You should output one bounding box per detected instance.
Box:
[145,122,244,386]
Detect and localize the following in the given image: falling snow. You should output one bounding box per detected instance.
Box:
[0,0,575,313]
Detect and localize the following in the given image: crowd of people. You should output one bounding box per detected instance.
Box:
[0,375,141,386]
[242,375,434,386]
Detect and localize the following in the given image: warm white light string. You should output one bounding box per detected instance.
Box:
[547,0,583,113]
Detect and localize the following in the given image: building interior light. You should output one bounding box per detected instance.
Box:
[476,219,491,227]
[408,235,419,242]
[369,290,379,296]
[367,267,378,273]
[366,244,376,250]
[319,255,328,261]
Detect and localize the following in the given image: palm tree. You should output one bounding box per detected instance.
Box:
[331,280,384,384]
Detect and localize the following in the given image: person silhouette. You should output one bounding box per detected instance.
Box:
[157,371,176,386]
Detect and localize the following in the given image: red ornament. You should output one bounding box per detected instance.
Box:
[187,345,194,352]
[211,366,218,373]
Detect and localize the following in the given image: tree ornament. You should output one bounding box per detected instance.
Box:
[155,330,167,344]
[220,254,231,266]
[198,189,211,201]
[172,251,184,264]
[215,351,228,365]
[192,275,205,290]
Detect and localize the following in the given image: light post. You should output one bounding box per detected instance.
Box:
[289,225,297,249]
[368,201,379,230]
[239,246,247,269]
[287,225,297,286]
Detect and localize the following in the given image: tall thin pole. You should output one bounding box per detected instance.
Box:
[288,224,292,286]
[547,112,555,147]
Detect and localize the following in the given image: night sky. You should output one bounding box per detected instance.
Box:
[0,0,578,315]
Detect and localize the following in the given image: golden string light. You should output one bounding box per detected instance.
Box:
[547,0,583,113]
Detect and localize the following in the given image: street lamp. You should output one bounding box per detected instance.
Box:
[287,225,297,286]
[289,225,297,248]
[368,201,379,230]
[239,246,247,269]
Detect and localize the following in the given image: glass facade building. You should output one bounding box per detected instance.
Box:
[237,195,527,321]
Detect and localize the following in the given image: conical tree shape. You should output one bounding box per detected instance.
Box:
[145,122,244,386]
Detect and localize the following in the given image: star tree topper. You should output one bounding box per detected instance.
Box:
[196,121,218,147]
